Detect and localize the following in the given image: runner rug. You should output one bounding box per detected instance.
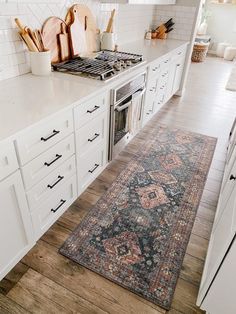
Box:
[60,125,217,310]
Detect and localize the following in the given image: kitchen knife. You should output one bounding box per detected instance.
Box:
[165,28,174,34]
[164,18,173,28]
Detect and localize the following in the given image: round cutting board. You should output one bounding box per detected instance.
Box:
[42,17,67,64]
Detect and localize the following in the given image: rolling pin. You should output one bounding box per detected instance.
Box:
[15,18,38,52]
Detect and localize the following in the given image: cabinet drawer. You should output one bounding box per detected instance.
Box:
[160,55,171,69]
[31,175,77,240]
[22,134,75,190]
[173,45,187,60]
[26,156,76,211]
[76,111,108,157]
[0,140,18,181]
[77,145,106,193]
[149,60,161,79]
[16,110,73,165]
[74,92,108,129]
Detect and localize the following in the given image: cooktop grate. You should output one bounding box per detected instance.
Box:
[52,50,144,81]
[95,50,143,63]
[52,57,116,80]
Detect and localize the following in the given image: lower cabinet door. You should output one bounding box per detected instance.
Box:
[0,171,34,280]
[77,144,107,194]
[31,175,77,240]
[197,182,236,306]
[172,57,185,95]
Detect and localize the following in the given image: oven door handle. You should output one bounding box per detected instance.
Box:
[115,101,132,112]
[132,87,146,99]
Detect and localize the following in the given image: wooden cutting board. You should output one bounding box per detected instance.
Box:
[58,23,70,61]
[68,7,87,57]
[66,4,97,54]
[42,17,67,63]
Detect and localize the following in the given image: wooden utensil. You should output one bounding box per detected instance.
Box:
[15,18,38,52]
[42,17,67,63]
[68,7,87,57]
[65,4,97,54]
[27,28,41,52]
[58,23,70,61]
[106,9,116,33]
[35,30,45,52]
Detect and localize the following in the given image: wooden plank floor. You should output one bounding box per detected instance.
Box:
[1,56,236,314]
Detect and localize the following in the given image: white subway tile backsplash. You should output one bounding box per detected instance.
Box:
[0,0,196,81]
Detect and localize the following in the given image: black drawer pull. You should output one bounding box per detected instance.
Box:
[88,163,99,174]
[88,133,100,142]
[230,175,236,181]
[87,105,100,114]
[47,175,64,189]
[44,154,62,167]
[51,199,66,213]
[41,129,60,142]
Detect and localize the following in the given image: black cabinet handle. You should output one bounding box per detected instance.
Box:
[88,133,100,142]
[87,105,100,114]
[44,154,62,167]
[51,199,66,213]
[47,175,64,189]
[88,163,99,173]
[230,175,236,181]
[41,130,60,142]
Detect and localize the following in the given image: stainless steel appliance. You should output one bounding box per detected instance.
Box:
[109,73,146,160]
[52,50,145,81]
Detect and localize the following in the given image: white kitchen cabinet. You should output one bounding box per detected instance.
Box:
[201,237,236,314]
[101,0,176,4]
[0,140,18,181]
[171,57,186,95]
[21,134,75,190]
[31,175,77,240]
[0,171,34,280]
[75,91,109,195]
[15,110,74,166]
[197,120,236,312]
[142,76,158,125]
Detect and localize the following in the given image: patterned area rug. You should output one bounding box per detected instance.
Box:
[60,126,217,310]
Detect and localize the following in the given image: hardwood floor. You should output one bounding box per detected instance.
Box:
[1,56,236,314]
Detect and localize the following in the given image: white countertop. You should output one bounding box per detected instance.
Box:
[0,39,188,142]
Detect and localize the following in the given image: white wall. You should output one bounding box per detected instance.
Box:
[205,0,236,50]
[0,0,198,81]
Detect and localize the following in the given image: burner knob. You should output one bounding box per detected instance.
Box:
[114,62,122,71]
[120,60,126,68]
[126,60,132,66]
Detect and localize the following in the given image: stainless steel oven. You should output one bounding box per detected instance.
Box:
[109,73,146,160]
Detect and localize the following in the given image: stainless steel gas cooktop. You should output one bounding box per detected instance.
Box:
[52,50,145,81]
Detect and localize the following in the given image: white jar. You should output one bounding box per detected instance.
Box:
[29,50,51,76]
[224,47,236,61]
[100,32,115,51]
[216,42,231,58]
